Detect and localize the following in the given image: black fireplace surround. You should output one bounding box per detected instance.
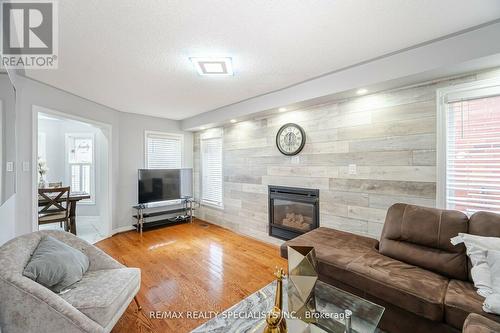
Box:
[268,185,319,240]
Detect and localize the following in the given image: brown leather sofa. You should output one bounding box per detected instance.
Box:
[280,203,500,333]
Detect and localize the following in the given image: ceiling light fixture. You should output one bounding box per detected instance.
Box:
[230,119,237,123]
[279,107,287,112]
[200,126,206,130]
[356,88,368,95]
[190,57,233,76]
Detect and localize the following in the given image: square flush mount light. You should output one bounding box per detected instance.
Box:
[190,57,233,76]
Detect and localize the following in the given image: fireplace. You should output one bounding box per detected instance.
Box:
[268,185,319,240]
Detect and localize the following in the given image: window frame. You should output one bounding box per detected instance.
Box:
[200,128,224,209]
[144,130,184,169]
[436,77,500,211]
[65,132,96,205]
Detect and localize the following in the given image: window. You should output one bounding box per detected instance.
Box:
[200,129,223,208]
[145,131,183,169]
[438,79,500,215]
[66,133,94,204]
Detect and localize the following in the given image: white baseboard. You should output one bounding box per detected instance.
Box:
[111,225,136,235]
[78,216,101,223]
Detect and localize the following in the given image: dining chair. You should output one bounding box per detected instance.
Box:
[48,181,63,188]
[38,186,71,232]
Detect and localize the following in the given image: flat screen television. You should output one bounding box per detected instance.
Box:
[138,168,193,204]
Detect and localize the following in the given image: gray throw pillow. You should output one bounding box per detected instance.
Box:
[23,235,89,293]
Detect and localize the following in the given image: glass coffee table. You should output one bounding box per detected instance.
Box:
[191,279,384,333]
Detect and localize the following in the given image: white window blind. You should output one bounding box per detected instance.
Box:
[66,134,94,204]
[201,136,223,207]
[70,164,91,194]
[145,132,182,169]
[445,95,500,215]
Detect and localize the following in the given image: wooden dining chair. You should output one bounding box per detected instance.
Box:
[38,187,71,232]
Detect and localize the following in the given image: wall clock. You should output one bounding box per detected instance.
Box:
[276,123,306,156]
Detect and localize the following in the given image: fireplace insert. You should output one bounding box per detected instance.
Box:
[268,185,319,240]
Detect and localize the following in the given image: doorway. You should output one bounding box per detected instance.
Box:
[34,106,112,243]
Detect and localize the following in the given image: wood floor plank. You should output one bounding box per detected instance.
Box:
[96,219,286,333]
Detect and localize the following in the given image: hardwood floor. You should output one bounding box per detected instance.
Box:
[96,219,287,333]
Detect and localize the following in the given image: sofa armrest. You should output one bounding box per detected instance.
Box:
[42,231,124,271]
[463,313,500,332]
[0,276,103,333]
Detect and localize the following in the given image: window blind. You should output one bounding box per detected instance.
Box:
[70,164,91,194]
[71,164,81,190]
[445,95,500,215]
[145,133,182,169]
[201,137,223,207]
[67,133,94,204]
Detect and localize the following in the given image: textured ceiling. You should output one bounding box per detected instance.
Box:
[25,0,500,120]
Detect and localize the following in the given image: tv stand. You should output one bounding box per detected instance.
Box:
[132,198,194,235]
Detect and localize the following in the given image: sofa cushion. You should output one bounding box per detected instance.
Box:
[280,227,378,262]
[346,251,449,321]
[60,268,140,327]
[379,203,468,280]
[463,313,500,333]
[444,280,500,330]
[281,228,380,290]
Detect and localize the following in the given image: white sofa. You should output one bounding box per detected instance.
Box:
[0,230,140,333]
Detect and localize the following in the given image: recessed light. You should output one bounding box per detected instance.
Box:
[200,126,206,130]
[356,88,368,95]
[190,57,233,76]
[230,119,237,123]
[279,107,287,112]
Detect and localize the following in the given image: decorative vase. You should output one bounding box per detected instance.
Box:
[287,246,318,323]
[38,175,46,188]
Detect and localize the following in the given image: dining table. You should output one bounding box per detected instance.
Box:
[38,191,91,235]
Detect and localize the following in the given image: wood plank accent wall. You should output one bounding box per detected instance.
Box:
[192,71,496,244]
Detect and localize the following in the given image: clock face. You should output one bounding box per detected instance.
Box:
[276,123,306,156]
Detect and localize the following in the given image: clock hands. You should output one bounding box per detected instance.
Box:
[285,132,292,146]
[276,124,305,155]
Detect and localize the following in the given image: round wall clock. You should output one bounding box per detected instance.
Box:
[276,123,306,156]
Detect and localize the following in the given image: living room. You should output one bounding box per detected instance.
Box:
[1,1,500,333]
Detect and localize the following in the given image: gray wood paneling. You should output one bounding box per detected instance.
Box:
[192,77,452,241]
[330,179,436,198]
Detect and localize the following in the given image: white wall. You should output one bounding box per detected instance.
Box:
[37,118,64,182]
[0,195,15,245]
[9,74,193,240]
[0,75,16,245]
